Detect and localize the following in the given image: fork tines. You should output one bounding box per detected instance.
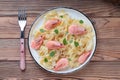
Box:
[18,8,26,20]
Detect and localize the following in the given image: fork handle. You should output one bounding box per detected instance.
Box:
[20,32,25,71]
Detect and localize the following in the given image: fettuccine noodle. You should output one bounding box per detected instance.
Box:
[33,10,94,70]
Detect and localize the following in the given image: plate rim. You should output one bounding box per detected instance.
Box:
[27,6,97,74]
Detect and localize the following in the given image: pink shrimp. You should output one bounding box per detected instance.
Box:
[68,24,86,35]
[45,19,61,30]
[78,51,91,64]
[31,36,44,49]
[46,41,64,50]
[54,58,68,71]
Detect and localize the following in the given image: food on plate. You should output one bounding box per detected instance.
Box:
[31,36,44,50]
[68,24,86,35]
[31,10,94,71]
[54,58,68,71]
[78,51,91,64]
[46,41,64,50]
[45,19,61,30]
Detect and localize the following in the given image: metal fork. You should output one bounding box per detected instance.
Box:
[18,9,27,71]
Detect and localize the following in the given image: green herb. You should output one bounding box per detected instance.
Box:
[63,38,68,45]
[44,58,48,62]
[40,29,45,33]
[60,15,63,18]
[69,39,73,43]
[79,20,84,24]
[74,41,79,47]
[54,29,59,34]
[49,51,56,57]
[68,58,71,61]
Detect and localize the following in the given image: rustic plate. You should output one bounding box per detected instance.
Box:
[28,7,97,74]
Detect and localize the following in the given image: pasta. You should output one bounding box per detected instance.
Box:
[31,10,94,71]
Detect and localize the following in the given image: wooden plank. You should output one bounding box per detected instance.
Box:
[0,61,120,79]
[0,0,119,80]
[1,77,119,80]
[93,18,120,39]
[0,17,35,38]
[0,39,31,60]
[0,17,120,39]
[0,0,119,17]
[0,38,119,61]
[2,78,79,80]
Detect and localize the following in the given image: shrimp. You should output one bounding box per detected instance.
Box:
[45,19,61,30]
[31,36,44,49]
[46,41,64,50]
[78,51,91,64]
[68,24,86,35]
[54,58,68,71]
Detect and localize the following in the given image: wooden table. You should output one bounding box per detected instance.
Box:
[0,0,120,80]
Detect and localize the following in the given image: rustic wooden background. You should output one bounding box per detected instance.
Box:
[0,0,120,80]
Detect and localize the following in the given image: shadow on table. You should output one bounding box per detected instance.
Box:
[103,0,120,6]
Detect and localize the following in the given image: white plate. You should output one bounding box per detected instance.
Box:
[28,7,97,74]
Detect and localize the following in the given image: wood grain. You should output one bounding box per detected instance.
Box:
[0,0,120,79]
[0,17,35,38]
[0,0,119,17]
[0,39,119,61]
[0,17,120,39]
[0,61,120,80]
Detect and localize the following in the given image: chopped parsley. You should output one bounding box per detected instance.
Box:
[40,29,45,33]
[79,20,84,24]
[68,58,71,61]
[54,29,59,34]
[74,41,79,47]
[60,15,63,18]
[44,58,48,62]
[49,51,56,57]
[63,38,68,45]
